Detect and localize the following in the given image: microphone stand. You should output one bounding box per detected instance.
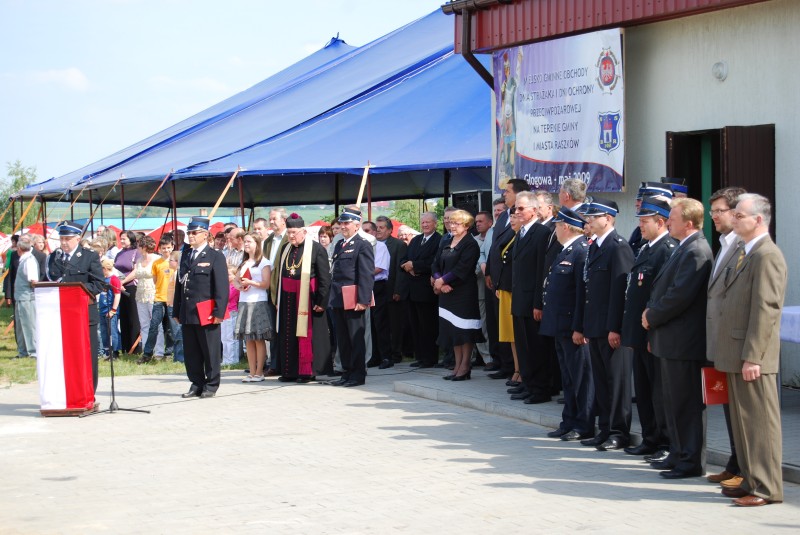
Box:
[81,272,149,417]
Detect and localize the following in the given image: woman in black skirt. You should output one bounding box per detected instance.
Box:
[432,209,484,381]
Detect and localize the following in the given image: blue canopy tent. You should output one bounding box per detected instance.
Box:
[18,10,491,208]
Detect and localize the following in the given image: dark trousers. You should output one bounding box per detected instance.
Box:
[144,302,175,356]
[555,336,595,435]
[545,335,562,394]
[182,323,222,392]
[388,299,405,360]
[632,346,669,449]
[267,301,279,372]
[659,358,706,473]
[408,300,439,366]
[371,280,392,360]
[723,403,741,475]
[512,315,550,396]
[333,307,367,383]
[588,339,632,441]
[485,288,513,372]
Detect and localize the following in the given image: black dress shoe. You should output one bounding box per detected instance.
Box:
[488,371,511,379]
[547,428,568,438]
[278,376,297,382]
[442,374,455,380]
[597,437,627,451]
[507,386,526,394]
[296,376,314,384]
[505,380,521,387]
[580,435,606,447]
[409,361,422,367]
[343,380,365,387]
[561,430,593,441]
[650,460,673,470]
[510,392,530,400]
[644,450,670,463]
[181,388,201,398]
[523,394,551,404]
[367,358,382,368]
[330,378,349,386]
[378,359,394,369]
[199,390,215,398]
[484,362,501,371]
[660,468,702,479]
[624,443,658,456]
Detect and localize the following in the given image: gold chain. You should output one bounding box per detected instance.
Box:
[285,247,302,275]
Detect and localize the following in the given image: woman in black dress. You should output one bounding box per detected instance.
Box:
[431,209,484,381]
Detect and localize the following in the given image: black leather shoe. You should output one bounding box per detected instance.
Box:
[278,376,297,382]
[199,390,215,399]
[330,378,349,386]
[597,437,627,451]
[507,386,526,394]
[561,430,593,441]
[650,460,673,470]
[488,371,511,379]
[580,436,605,447]
[644,450,670,463]
[343,380,365,387]
[547,428,568,438]
[660,468,702,479]
[505,380,521,387]
[296,376,314,384]
[409,361,422,367]
[378,359,394,369]
[523,394,551,404]
[442,374,455,380]
[181,388,201,398]
[624,443,658,456]
[510,392,530,400]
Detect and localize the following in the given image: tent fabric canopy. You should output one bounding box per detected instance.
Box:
[19,10,491,206]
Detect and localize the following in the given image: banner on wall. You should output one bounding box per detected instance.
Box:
[493,28,624,193]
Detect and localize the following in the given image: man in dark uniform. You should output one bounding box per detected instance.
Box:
[628,182,674,256]
[540,207,594,441]
[620,196,677,457]
[46,221,105,392]
[329,207,374,387]
[400,212,441,368]
[172,216,228,398]
[580,198,635,451]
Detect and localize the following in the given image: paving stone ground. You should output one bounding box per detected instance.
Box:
[0,365,797,534]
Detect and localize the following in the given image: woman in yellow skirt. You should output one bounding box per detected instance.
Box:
[495,208,521,386]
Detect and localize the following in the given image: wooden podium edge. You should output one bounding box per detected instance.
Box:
[41,403,99,417]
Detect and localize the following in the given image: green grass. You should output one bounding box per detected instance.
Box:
[0,305,247,388]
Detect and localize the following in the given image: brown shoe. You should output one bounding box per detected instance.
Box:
[720,475,744,489]
[706,470,735,483]
[265,369,280,377]
[733,495,775,507]
[722,487,748,498]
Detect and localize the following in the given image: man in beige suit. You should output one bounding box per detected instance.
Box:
[705,187,746,487]
[713,193,786,507]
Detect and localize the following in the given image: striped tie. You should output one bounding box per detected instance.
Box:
[735,246,746,271]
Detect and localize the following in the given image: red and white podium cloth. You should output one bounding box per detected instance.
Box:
[35,285,95,413]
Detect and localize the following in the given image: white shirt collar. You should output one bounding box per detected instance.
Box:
[744,232,768,254]
[649,231,669,247]
[595,228,614,247]
[561,234,581,249]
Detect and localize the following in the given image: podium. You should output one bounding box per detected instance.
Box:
[34,282,97,416]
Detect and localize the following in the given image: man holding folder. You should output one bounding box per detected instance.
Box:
[173,216,229,399]
[329,207,374,387]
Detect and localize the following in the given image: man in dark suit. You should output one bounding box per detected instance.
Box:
[375,216,407,368]
[484,178,530,379]
[534,190,562,397]
[173,216,229,399]
[628,182,674,256]
[712,194,786,506]
[620,196,676,457]
[540,207,594,440]
[643,198,713,479]
[264,208,289,375]
[705,186,747,486]
[400,212,441,368]
[329,207,375,387]
[46,221,105,392]
[509,191,552,403]
[580,199,635,451]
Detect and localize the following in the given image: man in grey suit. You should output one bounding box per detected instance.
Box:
[705,187,747,487]
[713,194,786,507]
[643,198,713,479]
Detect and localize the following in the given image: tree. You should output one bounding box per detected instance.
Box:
[1,161,39,234]
[389,200,421,232]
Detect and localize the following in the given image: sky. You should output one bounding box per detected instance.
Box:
[0,0,447,183]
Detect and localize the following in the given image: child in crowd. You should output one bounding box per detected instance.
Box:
[167,251,184,362]
[140,236,175,361]
[221,265,241,365]
[99,258,122,360]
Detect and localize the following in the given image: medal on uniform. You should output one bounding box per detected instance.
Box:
[638,272,644,286]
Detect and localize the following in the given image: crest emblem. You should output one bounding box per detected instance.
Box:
[596,48,620,93]
[598,112,621,153]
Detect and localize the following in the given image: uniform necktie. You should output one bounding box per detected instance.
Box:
[636,242,649,259]
[421,236,428,245]
[64,253,70,263]
[735,246,746,271]
[520,226,527,238]
[190,250,197,263]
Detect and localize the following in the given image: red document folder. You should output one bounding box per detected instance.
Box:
[341,285,375,310]
[197,299,230,325]
[701,367,729,405]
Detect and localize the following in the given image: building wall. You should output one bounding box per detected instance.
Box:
[623,0,800,382]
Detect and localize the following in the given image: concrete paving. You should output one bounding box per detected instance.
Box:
[0,365,797,534]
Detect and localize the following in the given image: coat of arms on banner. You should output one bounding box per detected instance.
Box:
[598,112,621,153]
[596,48,620,94]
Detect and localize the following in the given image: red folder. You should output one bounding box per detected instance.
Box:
[240,267,252,280]
[197,299,230,325]
[341,285,375,310]
[701,367,729,405]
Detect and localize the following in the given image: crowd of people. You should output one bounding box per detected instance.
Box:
[2,178,787,507]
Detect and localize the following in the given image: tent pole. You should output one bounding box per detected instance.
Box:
[367,173,372,221]
[99,197,104,225]
[88,189,94,235]
[42,197,47,229]
[120,185,126,231]
[171,182,178,235]
[11,198,16,230]
[70,192,74,221]
[334,173,340,216]
[248,207,255,231]
[444,169,451,206]
[238,175,245,229]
